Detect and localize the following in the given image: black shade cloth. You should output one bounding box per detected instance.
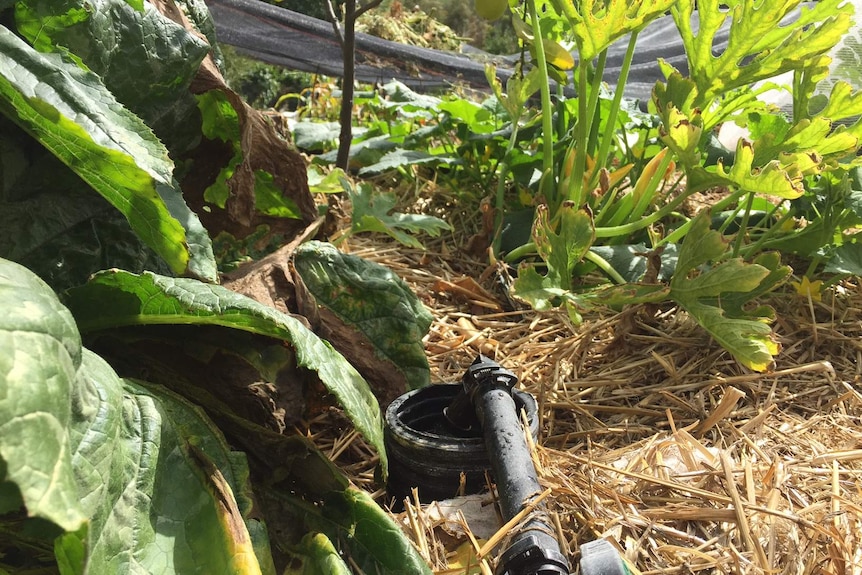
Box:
[203,0,739,102]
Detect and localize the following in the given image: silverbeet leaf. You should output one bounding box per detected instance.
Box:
[64,270,388,476]
[0,258,86,533]
[0,25,216,282]
[1,258,273,574]
[294,241,433,392]
[15,0,212,155]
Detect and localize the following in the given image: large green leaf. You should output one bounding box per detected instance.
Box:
[668,215,789,371]
[58,355,273,575]
[0,258,274,574]
[0,25,217,282]
[293,241,433,392]
[0,258,86,533]
[15,0,211,154]
[549,0,675,61]
[348,181,452,249]
[64,270,388,476]
[673,0,853,106]
[0,187,173,292]
[283,533,352,575]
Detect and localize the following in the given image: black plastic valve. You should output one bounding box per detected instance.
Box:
[447,355,570,575]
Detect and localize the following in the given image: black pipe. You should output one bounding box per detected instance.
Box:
[447,355,569,575]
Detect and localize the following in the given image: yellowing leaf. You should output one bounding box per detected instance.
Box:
[669,215,788,371]
[550,0,676,61]
[673,0,853,106]
[446,540,485,575]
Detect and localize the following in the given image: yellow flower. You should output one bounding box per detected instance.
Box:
[791,276,822,302]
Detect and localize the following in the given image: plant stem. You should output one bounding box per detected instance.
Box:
[492,123,523,255]
[584,250,626,284]
[570,62,589,207]
[655,186,747,246]
[732,192,755,257]
[591,31,639,188]
[528,0,555,205]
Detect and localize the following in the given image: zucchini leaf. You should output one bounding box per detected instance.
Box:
[0,25,217,282]
[673,0,853,106]
[347,181,452,249]
[549,0,675,61]
[668,215,789,371]
[64,270,388,477]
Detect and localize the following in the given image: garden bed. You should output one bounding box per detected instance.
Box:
[307,233,862,575]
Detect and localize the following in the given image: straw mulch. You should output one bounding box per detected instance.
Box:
[304,232,862,575]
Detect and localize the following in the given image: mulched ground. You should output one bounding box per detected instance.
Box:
[302,231,862,575]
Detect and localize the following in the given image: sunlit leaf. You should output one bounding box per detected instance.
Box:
[64,270,388,477]
[668,215,787,371]
[550,0,676,61]
[673,0,853,106]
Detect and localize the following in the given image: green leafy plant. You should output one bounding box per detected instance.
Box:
[500,0,862,370]
[0,1,434,573]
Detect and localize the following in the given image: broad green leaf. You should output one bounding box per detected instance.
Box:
[293,121,341,152]
[284,533,352,575]
[358,149,459,177]
[811,83,862,140]
[689,141,805,199]
[59,353,273,575]
[669,215,785,371]
[308,166,348,195]
[0,26,217,282]
[64,270,388,476]
[276,487,432,575]
[824,240,862,275]
[589,244,679,283]
[0,187,173,292]
[550,0,675,61]
[15,0,211,155]
[0,258,86,533]
[510,264,569,311]
[673,0,853,106]
[348,181,452,249]
[682,301,779,373]
[294,241,433,392]
[511,204,595,310]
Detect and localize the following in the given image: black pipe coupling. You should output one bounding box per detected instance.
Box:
[444,354,518,432]
[446,355,570,575]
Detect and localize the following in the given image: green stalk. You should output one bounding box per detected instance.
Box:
[584,250,627,284]
[529,0,556,206]
[594,184,702,239]
[585,51,607,157]
[590,31,639,189]
[741,204,794,258]
[491,124,522,255]
[656,187,748,246]
[731,192,755,257]
[569,62,589,206]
